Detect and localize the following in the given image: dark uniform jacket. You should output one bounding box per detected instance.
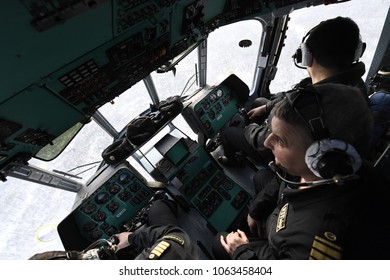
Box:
[233,165,390,260]
[261,61,368,114]
[129,224,199,260]
[245,62,367,162]
[248,61,368,221]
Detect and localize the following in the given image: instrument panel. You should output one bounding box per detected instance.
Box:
[153,135,250,232]
[58,163,156,250]
[182,73,249,140]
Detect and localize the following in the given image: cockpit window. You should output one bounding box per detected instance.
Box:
[207,20,262,89]
[151,46,198,100]
[98,82,152,132]
[35,122,84,160]
[151,19,262,100]
[269,1,388,94]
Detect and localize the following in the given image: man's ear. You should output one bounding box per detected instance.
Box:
[306,62,314,78]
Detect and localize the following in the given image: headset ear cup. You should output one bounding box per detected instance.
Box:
[294,47,303,64]
[305,139,362,179]
[316,151,354,179]
[300,42,312,67]
[353,38,366,62]
[294,43,312,68]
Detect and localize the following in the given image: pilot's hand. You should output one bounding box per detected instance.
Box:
[220,229,249,256]
[247,105,267,119]
[247,214,265,238]
[115,232,132,252]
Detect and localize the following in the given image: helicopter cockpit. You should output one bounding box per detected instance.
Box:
[1,0,389,259]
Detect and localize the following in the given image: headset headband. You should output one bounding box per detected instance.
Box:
[286,87,330,140]
[293,23,365,68]
[286,86,362,179]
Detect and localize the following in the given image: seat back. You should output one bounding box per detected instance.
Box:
[368,91,390,158]
[369,91,390,184]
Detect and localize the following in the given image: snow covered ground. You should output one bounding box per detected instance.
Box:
[0,0,389,260]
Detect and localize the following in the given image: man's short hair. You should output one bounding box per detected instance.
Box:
[272,83,373,156]
[306,17,361,70]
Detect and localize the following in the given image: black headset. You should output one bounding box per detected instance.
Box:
[292,25,366,69]
[286,86,362,180]
[292,28,315,69]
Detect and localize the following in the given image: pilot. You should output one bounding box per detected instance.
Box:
[29,199,199,260]
[115,199,199,260]
[212,83,390,260]
[217,16,368,237]
[219,16,367,166]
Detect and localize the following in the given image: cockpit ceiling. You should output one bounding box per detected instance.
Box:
[0,0,324,175]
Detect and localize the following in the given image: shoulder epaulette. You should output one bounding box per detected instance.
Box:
[148,240,170,260]
[309,234,343,260]
[162,234,185,245]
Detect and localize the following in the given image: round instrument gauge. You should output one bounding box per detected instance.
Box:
[95,192,110,204]
[209,93,217,103]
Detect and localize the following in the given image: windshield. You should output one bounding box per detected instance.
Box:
[27,19,263,184]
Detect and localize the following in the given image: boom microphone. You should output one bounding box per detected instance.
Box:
[268,161,358,187]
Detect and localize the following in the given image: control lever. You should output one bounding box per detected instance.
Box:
[238,107,250,126]
[122,190,167,232]
[79,236,119,260]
